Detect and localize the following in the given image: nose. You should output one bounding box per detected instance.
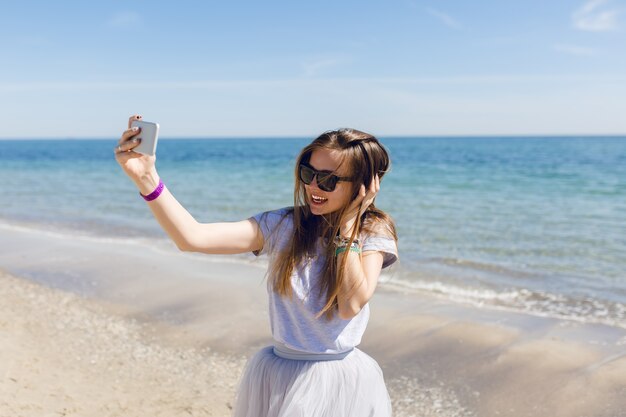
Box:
[308,174,327,193]
[309,174,319,188]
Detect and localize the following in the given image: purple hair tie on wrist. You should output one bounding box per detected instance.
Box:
[140,179,165,202]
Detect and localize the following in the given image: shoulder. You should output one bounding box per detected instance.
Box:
[360,211,396,241]
[360,211,398,269]
[250,207,294,256]
[252,207,293,228]
[250,207,294,239]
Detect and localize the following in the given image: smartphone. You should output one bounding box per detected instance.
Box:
[130,120,160,156]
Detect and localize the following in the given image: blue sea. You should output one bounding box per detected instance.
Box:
[1,137,625,328]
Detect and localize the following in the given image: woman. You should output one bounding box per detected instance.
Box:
[115,114,398,416]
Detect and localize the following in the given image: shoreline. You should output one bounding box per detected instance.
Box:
[2,225,626,416]
[2,218,624,331]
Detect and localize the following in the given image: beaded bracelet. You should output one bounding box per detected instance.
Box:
[140,179,165,202]
[333,234,361,256]
[335,245,361,256]
[333,235,360,247]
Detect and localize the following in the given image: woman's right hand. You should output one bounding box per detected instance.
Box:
[114,115,160,194]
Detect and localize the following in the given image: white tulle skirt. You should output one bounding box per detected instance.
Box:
[233,344,392,417]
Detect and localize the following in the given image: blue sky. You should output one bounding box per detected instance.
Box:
[1,0,625,138]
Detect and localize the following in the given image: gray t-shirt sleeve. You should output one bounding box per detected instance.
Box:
[361,235,399,269]
[250,207,291,256]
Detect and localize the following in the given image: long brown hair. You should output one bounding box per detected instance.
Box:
[269,128,397,319]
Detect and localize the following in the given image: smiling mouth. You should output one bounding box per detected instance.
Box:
[311,194,328,205]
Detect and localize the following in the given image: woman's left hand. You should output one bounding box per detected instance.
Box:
[340,174,380,238]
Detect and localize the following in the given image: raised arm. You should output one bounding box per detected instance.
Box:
[114,115,263,255]
[336,174,386,319]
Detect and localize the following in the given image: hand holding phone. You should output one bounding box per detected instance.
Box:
[130,120,160,156]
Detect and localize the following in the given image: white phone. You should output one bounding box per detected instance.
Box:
[130,120,160,156]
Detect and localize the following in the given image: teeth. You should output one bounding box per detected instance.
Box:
[312,194,327,202]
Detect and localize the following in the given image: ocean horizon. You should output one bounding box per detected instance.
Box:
[1,135,625,329]
[2,134,626,141]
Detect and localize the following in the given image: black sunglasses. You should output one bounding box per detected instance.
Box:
[298,163,352,192]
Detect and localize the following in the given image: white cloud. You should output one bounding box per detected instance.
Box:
[426,8,462,30]
[553,43,595,56]
[107,11,142,28]
[572,0,620,31]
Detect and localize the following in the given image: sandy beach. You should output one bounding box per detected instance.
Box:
[1,223,626,417]
[0,269,245,416]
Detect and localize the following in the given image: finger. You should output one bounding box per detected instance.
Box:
[364,177,376,197]
[127,114,142,129]
[366,175,378,195]
[114,137,141,155]
[114,139,139,154]
[369,175,377,193]
[362,177,379,210]
[348,187,366,211]
[118,126,141,145]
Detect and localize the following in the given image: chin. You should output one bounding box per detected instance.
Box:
[308,204,325,215]
[308,203,341,217]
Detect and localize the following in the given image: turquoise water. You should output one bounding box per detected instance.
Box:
[1,137,625,327]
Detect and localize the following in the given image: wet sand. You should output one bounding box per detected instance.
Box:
[1,224,625,417]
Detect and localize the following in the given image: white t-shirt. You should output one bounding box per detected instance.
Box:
[251,207,398,354]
